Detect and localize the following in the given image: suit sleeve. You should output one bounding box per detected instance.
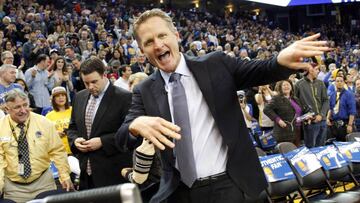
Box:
[100,91,132,156]
[115,85,143,152]
[217,52,295,89]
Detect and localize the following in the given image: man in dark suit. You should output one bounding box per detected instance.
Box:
[116,9,331,203]
[68,57,132,190]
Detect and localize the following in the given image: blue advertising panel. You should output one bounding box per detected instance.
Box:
[260,154,295,182]
[310,145,348,171]
[334,142,360,163]
[284,146,322,177]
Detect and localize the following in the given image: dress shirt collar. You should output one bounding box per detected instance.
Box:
[8,113,31,129]
[160,53,191,86]
[90,79,110,100]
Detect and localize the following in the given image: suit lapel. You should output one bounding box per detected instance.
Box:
[150,71,172,122]
[184,55,217,120]
[80,91,90,138]
[91,85,113,136]
[150,71,175,166]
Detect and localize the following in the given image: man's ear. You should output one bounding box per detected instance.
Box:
[3,104,9,112]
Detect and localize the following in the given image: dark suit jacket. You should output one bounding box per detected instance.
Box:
[116,51,294,202]
[68,83,133,187]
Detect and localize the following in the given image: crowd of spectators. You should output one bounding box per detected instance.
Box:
[0,0,359,200]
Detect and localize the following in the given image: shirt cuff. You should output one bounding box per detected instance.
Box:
[275,116,281,123]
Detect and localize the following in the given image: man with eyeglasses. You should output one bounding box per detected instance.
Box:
[131,49,154,75]
[1,51,25,81]
[0,89,73,202]
[0,64,22,111]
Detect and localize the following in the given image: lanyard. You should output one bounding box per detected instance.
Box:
[9,120,30,143]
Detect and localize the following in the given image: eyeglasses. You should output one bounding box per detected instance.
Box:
[4,57,14,60]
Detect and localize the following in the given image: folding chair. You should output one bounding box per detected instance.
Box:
[257,148,308,203]
[346,133,360,142]
[278,143,335,200]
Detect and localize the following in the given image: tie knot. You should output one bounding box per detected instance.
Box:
[169,73,181,83]
[17,123,25,129]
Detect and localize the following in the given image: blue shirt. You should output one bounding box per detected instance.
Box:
[24,66,55,108]
[329,89,356,121]
[0,83,22,104]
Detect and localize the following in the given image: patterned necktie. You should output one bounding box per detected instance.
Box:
[170,73,197,187]
[85,96,97,175]
[17,123,31,179]
[85,96,98,138]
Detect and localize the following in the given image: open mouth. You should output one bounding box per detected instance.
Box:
[158,51,170,62]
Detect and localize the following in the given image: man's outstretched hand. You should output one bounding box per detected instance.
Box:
[129,116,181,150]
[277,33,333,72]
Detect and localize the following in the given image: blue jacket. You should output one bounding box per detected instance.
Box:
[329,89,356,121]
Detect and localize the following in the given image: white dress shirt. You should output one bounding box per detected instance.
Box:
[86,80,110,122]
[160,54,228,178]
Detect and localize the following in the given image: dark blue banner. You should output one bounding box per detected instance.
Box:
[259,154,295,182]
[284,146,322,177]
[334,142,360,163]
[310,145,348,171]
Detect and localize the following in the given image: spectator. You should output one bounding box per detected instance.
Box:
[22,31,37,69]
[71,54,85,93]
[0,64,22,107]
[355,77,360,131]
[45,87,72,155]
[1,50,25,80]
[265,80,306,146]
[0,89,73,202]
[114,64,132,91]
[255,85,275,131]
[14,78,36,110]
[128,72,148,92]
[237,90,253,131]
[131,49,154,75]
[24,54,55,114]
[56,35,67,56]
[50,56,74,93]
[185,42,197,57]
[295,64,329,148]
[327,75,356,141]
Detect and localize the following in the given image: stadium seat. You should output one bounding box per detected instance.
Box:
[346,133,360,142]
[275,142,297,154]
[255,147,267,156]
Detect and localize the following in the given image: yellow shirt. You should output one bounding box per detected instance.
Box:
[0,112,70,192]
[45,107,72,154]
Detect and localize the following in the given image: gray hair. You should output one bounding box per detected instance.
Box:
[1,51,13,62]
[4,89,28,103]
[0,64,16,74]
